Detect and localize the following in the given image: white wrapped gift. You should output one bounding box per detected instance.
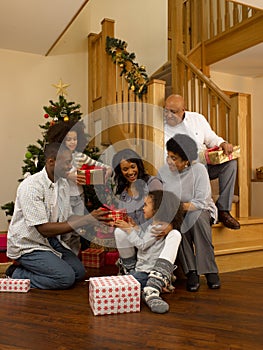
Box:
[0,278,30,293]
[89,275,141,316]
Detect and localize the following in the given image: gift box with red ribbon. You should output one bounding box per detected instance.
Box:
[100,205,128,223]
[0,278,30,293]
[199,145,240,165]
[81,247,105,268]
[77,164,105,185]
[89,275,141,316]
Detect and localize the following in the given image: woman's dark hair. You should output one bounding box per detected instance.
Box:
[166,134,198,162]
[112,148,150,196]
[148,190,184,231]
[46,120,88,152]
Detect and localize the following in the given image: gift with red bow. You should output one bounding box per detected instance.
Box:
[199,145,240,165]
[99,204,128,223]
[77,164,105,185]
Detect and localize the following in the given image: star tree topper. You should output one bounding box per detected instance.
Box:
[52,79,70,96]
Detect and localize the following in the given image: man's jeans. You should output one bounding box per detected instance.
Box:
[13,237,86,289]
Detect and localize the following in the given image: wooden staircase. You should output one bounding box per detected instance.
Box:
[87,1,263,273]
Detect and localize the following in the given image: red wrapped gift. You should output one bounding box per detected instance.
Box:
[0,278,30,293]
[0,252,9,263]
[105,251,119,265]
[89,275,141,316]
[81,248,105,268]
[100,205,128,223]
[77,165,105,185]
[0,233,7,250]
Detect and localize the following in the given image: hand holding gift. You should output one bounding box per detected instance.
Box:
[114,216,138,233]
[220,142,234,156]
[91,207,113,224]
[99,204,129,225]
[199,145,240,165]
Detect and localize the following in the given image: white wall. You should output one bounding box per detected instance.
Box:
[51,0,168,75]
[0,0,167,231]
[0,49,88,230]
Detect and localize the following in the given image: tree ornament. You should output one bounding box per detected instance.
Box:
[50,120,55,126]
[44,113,49,119]
[54,117,58,122]
[64,116,69,122]
[25,151,32,159]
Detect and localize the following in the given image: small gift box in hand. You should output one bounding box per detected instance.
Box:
[99,205,128,223]
[77,165,105,185]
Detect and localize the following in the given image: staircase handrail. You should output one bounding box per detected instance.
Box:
[177,52,231,108]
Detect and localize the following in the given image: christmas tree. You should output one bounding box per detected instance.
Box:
[1,80,105,218]
[22,93,83,177]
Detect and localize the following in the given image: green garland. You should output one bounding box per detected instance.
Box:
[105,36,149,98]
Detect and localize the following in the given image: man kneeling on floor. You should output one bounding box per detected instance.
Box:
[6,142,110,289]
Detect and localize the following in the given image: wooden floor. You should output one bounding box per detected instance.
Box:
[0,266,262,350]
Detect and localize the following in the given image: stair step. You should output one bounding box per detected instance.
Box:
[212,216,263,272]
[212,217,263,246]
[215,239,263,256]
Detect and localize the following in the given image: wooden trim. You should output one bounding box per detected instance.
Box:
[229,93,251,217]
[205,12,263,65]
[45,0,90,56]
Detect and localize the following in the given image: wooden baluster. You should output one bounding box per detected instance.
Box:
[233,3,239,25]
[224,0,230,30]
[202,82,209,120]
[128,91,135,136]
[217,0,222,36]
[242,4,249,21]
[186,0,191,52]
[209,0,215,39]
[218,98,227,141]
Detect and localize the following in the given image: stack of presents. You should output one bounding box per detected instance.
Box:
[81,204,128,269]
[80,204,142,316]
